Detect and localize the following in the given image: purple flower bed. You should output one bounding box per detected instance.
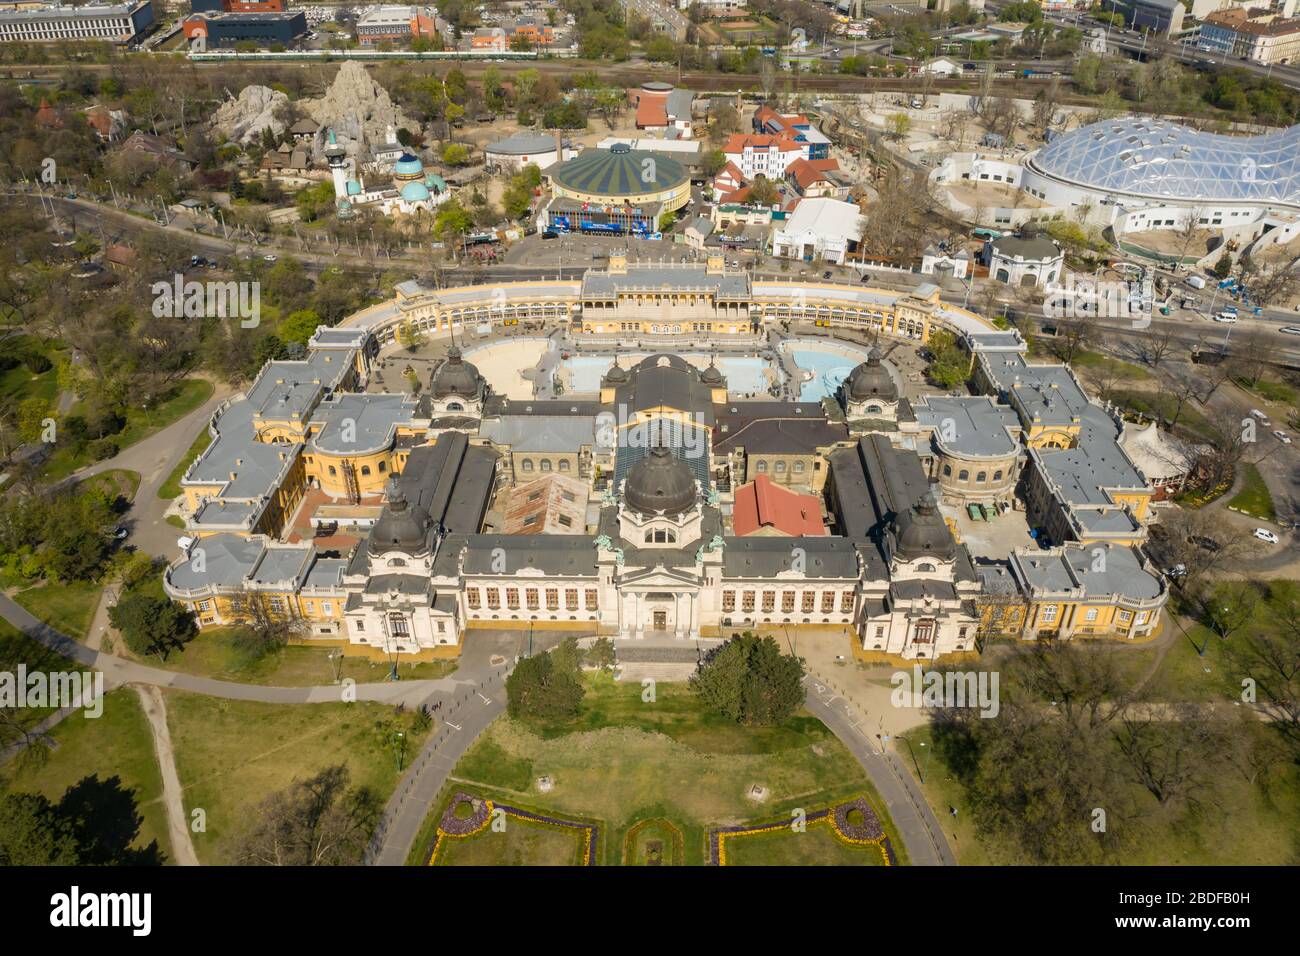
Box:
[832,798,885,842]
[439,792,490,835]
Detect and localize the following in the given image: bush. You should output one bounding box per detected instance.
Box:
[22,352,53,374]
[88,438,119,461]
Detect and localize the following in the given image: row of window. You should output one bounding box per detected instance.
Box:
[467,587,599,612]
[518,457,572,473]
[721,590,853,614]
[1038,605,1148,626]
[941,464,1005,483]
[753,459,810,475]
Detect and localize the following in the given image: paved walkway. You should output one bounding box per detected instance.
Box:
[803,673,956,866]
[368,668,511,866]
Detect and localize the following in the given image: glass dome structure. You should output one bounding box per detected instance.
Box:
[1027,118,1300,206]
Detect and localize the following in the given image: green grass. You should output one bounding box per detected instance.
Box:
[0,620,86,732]
[158,426,214,500]
[165,690,432,864]
[430,807,591,866]
[1227,462,1276,521]
[76,468,141,504]
[1069,349,1151,381]
[13,581,103,641]
[421,672,904,866]
[1,688,172,864]
[42,378,215,481]
[722,818,889,866]
[0,341,62,408]
[1235,375,1297,406]
[134,626,457,685]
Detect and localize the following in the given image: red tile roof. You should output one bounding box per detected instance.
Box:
[732,474,827,537]
[636,93,668,128]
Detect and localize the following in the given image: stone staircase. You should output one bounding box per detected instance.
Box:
[614,642,707,683]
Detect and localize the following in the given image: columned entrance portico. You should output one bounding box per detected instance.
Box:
[617,583,701,639]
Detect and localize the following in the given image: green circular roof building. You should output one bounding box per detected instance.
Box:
[549,144,690,212]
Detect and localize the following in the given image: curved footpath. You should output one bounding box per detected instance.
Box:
[803,673,956,866]
[2,594,956,866]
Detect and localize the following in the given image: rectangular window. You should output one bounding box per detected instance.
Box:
[722,590,736,612]
[506,588,520,610]
[742,591,755,612]
[197,600,211,612]
[781,591,795,613]
[584,588,598,610]
[761,591,776,613]
[840,591,855,613]
[566,588,579,611]
[1084,607,1098,622]
[322,601,333,615]
[526,589,539,611]
[467,589,481,609]
[1040,605,1058,624]
[801,591,815,612]
[821,591,835,613]
[269,597,285,614]
[486,588,500,610]
[545,588,559,611]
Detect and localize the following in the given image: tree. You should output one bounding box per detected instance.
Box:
[278,309,323,348]
[747,175,780,206]
[236,765,380,866]
[701,148,727,177]
[924,329,969,389]
[506,646,585,720]
[1048,317,1093,365]
[0,775,163,866]
[433,199,473,255]
[441,143,471,167]
[585,637,615,671]
[109,591,197,660]
[690,633,805,726]
[887,112,911,140]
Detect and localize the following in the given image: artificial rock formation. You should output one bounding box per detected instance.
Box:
[301,61,415,160]
[211,85,291,145]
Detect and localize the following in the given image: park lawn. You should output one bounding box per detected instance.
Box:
[1227,462,1276,521]
[136,625,456,685]
[0,620,87,731]
[0,357,60,408]
[14,580,103,641]
[431,810,590,866]
[438,672,898,866]
[42,378,215,481]
[1235,374,1297,406]
[157,426,214,500]
[77,468,141,504]
[1,688,172,864]
[1069,349,1151,382]
[164,690,431,864]
[722,818,889,866]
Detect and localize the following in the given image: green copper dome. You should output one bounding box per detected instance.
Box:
[551,145,687,198]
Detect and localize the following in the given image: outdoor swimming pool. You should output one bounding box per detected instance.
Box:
[558,354,775,395]
[782,342,870,402]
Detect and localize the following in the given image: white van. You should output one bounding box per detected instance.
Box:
[1187,275,1206,290]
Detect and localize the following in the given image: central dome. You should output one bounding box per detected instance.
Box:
[431,346,483,399]
[846,347,898,402]
[371,486,430,553]
[624,447,697,517]
[550,147,688,198]
[893,497,955,561]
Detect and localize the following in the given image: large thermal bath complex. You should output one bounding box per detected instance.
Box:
[162,256,1169,663]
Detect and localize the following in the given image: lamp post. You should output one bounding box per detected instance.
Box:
[897,733,925,783]
[394,731,406,772]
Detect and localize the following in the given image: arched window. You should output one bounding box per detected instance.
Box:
[756,461,768,473]
[942,464,952,477]
[558,459,571,472]
[775,461,787,473]
[521,459,534,472]
[361,465,371,476]
[993,470,1002,481]
[540,459,553,472]
[958,469,969,481]
[378,461,387,473]
[793,461,805,473]
[447,401,464,412]
[328,465,337,476]
[976,471,986,483]
[917,563,936,572]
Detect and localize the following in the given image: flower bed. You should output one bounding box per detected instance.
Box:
[709,798,895,866]
[622,817,686,866]
[428,791,598,865]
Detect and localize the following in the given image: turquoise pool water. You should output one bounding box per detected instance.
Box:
[784,344,868,401]
[559,354,774,395]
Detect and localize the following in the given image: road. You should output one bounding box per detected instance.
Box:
[803,674,956,866]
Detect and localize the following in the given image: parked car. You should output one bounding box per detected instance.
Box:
[1188,534,1220,552]
[1280,326,1300,335]
[1251,409,1269,421]
[1253,528,1280,544]
[1213,311,1238,323]
[113,526,129,540]
[1274,430,1292,444]
[541,231,559,240]
[262,254,278,262]
[822,270,832,279]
